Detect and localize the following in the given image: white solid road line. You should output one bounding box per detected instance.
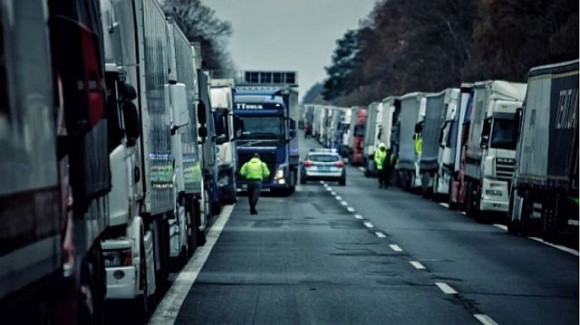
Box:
[363,221,374,229]
[492,224,579,256]
[347,207,355,212]
[435,282,458,295]
[389,244,403,252]
[375,231,386,238]
[354,214,364,220]
[149,205,235,325]
[439,202,449,208]
[474,314,499,325]
[529,237,580,257]
[341,201,348,206]
[493,224,508,231]
[409,261,426,270]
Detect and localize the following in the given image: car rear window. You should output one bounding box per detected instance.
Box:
[309,154,339,162]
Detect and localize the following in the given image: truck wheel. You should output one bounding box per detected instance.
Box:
[78,244,106,325]
[364,160,372,177]
[447,178,457,210]
[133,236,150,323]
[211,198,222,216]
[187,201,199,257]
[507,190,520,235]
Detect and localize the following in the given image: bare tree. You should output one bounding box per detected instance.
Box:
[163,0,235,77]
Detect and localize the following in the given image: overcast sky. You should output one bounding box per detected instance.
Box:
[205,0,378,102]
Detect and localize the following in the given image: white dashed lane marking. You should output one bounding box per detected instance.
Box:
[358,167,364,172]
[474,314,499,325]
[347,207,355,212]
[375,232,386,238]
[439,202,449,208]
[409,261,426,270]
[389,244,403,252]
[363,221,374,229]
[435,282,458,295]
[354,214,363,220]
[335,196,342,200]
[340,201,348,206]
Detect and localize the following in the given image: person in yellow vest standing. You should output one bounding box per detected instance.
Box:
[240,153,271,214]
[374,143,388,188]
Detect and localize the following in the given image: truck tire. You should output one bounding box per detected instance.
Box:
[133,235,151,323]
[507,190,521,235]
[188,200,200,257]
[78,244,106,325]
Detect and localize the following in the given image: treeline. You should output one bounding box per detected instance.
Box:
[163,0,235,78]
[318,0,578,106]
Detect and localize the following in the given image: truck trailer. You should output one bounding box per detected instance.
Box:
[508,60,579,244]
[363,102,384,177]
[395,93,426,191]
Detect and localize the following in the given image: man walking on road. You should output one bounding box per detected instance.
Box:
[374,143,388,188]
[240,153,270,214]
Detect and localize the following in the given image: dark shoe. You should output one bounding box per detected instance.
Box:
[250,208,258,215]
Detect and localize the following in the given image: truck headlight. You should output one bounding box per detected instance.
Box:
[275,169,284,180]
[218,175,229,187]
[485,190,502,196]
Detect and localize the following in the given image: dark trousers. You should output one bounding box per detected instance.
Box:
[247,180,262,211]
[378,167,392,188]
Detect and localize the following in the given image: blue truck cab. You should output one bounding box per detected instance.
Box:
[234,71,299,195]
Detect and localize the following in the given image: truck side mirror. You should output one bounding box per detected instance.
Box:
[513,107,523,142]
[233,116,243,139]
[289,118,297,138]
[122,101,140,147]
[480,134,489,149]
[197,101,207,124]
[198,125,208,143]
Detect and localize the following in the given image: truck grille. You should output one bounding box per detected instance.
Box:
[237,151,277,182]
[495,158,515,182]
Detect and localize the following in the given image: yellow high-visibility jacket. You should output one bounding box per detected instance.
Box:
[240,158,270,181]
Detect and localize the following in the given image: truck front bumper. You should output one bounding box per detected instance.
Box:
[105,265,137,299]
[479,178,509,212]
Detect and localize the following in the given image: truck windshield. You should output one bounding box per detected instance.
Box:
[490,118,516,150]
[239,116,284,139]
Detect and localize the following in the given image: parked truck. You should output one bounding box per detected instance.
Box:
[448,84,474,209]
[99,1,208,320]
[346,106,367,165]
[1,0,110,322]
[463,80,527,221]
[363,102,384,176]
[197,69,224,217]
[396,93,426,191]
[210,78,239,204]
[419,90,460,198]
[233,71,299,195]
[508,60,579,243]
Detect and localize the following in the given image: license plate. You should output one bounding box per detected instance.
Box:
[318,166,330,172]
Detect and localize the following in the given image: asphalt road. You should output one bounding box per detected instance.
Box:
[154,135,578,325]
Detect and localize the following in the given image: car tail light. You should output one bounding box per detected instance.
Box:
[335,161,344,168]
[304,160,314,167]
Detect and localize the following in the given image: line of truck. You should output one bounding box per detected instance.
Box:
[304,60,578,247]
[0,0,302,323]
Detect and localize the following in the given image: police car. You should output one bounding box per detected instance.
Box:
[300,148,346,186]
